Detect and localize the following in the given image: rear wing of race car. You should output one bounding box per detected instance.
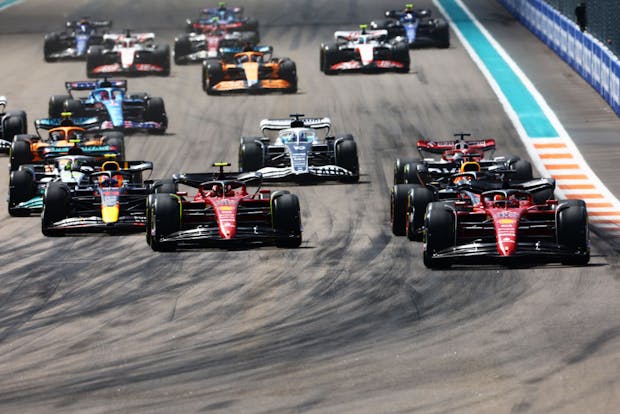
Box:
[103,32,156,43]
[334,29,388,42]
[260,116,332,134]
[65,79,128,93]
[35,116,102,132]
[417,138,496,157]
[66,20,112,29]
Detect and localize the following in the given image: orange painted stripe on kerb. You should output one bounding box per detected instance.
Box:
[544,164,580,169]
[588,218,620,224]
[539,153,574,159]
[534,143,568,149]
[558,184,597,190]
[565,193,605,199]
[586,202,614,208]
[552,174,588,180]
[588,211,620,216]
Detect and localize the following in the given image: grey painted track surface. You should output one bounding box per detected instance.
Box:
[0,1,618,413]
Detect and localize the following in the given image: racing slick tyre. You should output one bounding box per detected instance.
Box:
[43,33,61,62]
[511,159,533,181]
[279,59,298,93]
[63,99,84,117]
[1,112,27,151]
[154,45,171,76]
[173,35,192,65]
[152,179,178,194]
[203,59,223,95]
[149,194,180,252]
[335,133,355,142]
[402,161,424,185]
[392,41,410,73]
[557,199,590,265]
[239,141,264,172]
[9,137,32,171]
[335,139,359,182]
[102,131,126,161]
[272,193,302,248]
[393,158,418,185]
[435,20,451,49]
[41,182,71,237]
[8,169,35,216]
[406,185,435,241]
[145,97,167,133]
[423,201,455,269]
[48,95,72,118]
[391,184,415,236]
[86,46,104,77]
[321,43,339,75]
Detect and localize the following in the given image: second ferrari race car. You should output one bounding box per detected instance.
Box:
[86,31,170,77]
[201,46,297,94]
[174,26,257,64]
[41,159,155,236]
[44,18,112,62]
[238,114,359,182]
[0,96,27,153]
[370,4,450,49]
[185,3,259,42]
[320,25,410,74]
[146,163,302,251]
[9,113,125,171]
[423,189,590,268]
[48,79,167,133]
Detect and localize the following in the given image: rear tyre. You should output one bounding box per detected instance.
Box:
[406,185,435,241]
[423,202,455,269]
[48,95,71,118]
[42,182,71,236]
[8,169,35,216]
[391,184,415,236]
[102,131,126,161]
[1,113,27,150]
[393,158,417,185]
[402,161,424,185]
[152,179,178,194]
[511,159,533,181]
[64,99,84,117]
[43,33,61,62]
[557,199,589,265]
[335,139,359,182]
[149,194,180,252]
[174,35,191,65]
[239,142,264,172]
[9,138,32,171]
[144,97,167,133]
[272,193,302,248]
[86,46,104,77]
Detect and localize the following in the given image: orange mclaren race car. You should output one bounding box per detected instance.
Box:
[201,46,297,95]
[9,113,124,171]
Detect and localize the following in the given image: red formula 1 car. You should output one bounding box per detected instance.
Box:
[423,188,590,268]
[146,163,302,251]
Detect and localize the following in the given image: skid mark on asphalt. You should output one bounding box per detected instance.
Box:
[436,0,620,238]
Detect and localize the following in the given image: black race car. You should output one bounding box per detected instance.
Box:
[370,5,449,49]
[44,18,112,62]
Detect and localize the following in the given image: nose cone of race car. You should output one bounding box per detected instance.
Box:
[355,44,375,66]
[492,215,521,256]
[101,205,120,223]
[242,62,259,87]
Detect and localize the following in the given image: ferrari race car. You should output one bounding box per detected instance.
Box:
[370,4,450,49]
[0,96,27,153]
[9,155,118,216]
[41,159,155,236]
[86,31,170,77]
[146,163,302,251]
[44,18,112,62]
[391,163,556,240]
[202,46,297,94]
[423,189,590,268]
[320,25,410,74]
[393,133,533,185]
[9,113,125,172]
[185,3,259,42]
[174,26,256,64]
[48,79,167,133]
[239,114,359,182]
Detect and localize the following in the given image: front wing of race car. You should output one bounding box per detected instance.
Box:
[159,225,294,245]
[210,79,293,93]
[100,119,165,132]
[90,63,167,76]
[43,215,147,232]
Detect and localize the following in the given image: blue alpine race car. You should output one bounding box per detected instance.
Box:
[47,79,167,134]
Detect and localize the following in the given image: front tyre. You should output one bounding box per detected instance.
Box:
[423,202,455,269]
[272,193,302,248]
[149,194,180,252]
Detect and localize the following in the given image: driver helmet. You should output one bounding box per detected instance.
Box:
[50,131,63,141]
[224,183,234,196]
[211,183,222,196]
[99,90,110,100]
[493,193,506,206]
[405,3,414,12]
[460,161,480,173]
